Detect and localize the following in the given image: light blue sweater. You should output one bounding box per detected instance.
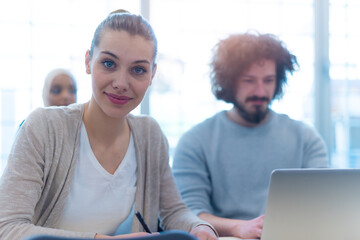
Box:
[172,110,329,220]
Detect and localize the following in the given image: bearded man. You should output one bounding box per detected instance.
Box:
[172,32,329,239]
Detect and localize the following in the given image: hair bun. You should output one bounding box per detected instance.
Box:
[109,9,130,15]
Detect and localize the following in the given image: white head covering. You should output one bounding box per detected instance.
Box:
[42,68,76,107]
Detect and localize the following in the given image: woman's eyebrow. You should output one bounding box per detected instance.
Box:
[100,51,150,65]
[101,51,119,59]
[134,60,151,65]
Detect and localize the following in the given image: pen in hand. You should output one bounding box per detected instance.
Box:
[135,211,152,233]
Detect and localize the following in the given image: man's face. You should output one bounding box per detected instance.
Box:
[233,59,277,125]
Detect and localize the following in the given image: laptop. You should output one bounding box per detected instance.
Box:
[261,168,360,240]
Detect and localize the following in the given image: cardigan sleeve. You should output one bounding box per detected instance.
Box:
[159,159,212,231]
[143,118,215,233]
[0,108,95,240]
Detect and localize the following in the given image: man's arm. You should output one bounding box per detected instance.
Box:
[198,213,264,239]
[172,130,213,216]
[302,124,329,168]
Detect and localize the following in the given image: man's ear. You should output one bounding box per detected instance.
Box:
[85,50,91,74]
[149,64,157,86]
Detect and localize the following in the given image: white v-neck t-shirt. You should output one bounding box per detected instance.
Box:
[58,123,137,235]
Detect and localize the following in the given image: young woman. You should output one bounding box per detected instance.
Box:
[42,68,77,107]
[0,10,217,240]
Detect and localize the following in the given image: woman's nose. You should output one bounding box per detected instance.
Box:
[112,70,130,92]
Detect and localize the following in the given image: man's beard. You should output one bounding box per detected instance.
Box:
[233,96,270,124]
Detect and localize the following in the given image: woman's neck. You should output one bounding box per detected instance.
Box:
[83,100,129,146]
[83,100,131,174]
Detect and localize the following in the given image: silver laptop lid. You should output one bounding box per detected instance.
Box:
[261,168,360,240]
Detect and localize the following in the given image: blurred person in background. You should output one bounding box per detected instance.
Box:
[42,68,77,107]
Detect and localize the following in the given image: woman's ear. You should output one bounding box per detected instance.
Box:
[149,64,157,86]
[85,50,91,74]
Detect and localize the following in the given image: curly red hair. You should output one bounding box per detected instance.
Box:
[210,32,298,103]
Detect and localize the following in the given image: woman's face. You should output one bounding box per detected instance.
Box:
[48,74,77,106]
[85,29,156,119]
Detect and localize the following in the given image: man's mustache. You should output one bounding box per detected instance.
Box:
[246,96,270,102]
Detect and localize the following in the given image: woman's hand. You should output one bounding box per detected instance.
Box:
[190,225,218,240]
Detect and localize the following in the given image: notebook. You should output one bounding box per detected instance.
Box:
[261,168,360,240]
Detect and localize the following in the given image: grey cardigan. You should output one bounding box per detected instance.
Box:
[0,104,209,240]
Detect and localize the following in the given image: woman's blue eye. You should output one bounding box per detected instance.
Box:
[102,60,115,68]
[50,86,62,95]
[133,66,146,74]
[69,86,77,94]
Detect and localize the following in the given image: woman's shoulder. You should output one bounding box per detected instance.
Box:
[127,114,164,139]
[127,114,161,128]
[34,103,82,117]
[23,104,84,130]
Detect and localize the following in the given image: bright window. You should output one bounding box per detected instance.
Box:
[149,0,315,162]
[1,0,359,174]
[330,0,360,167]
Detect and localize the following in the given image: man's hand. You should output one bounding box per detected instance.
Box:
[199,212,264,239]
[190,225,218,240]
[230,215,264,239]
